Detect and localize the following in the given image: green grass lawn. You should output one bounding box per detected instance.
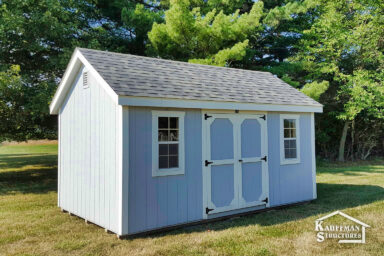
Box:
[0,142,383,255]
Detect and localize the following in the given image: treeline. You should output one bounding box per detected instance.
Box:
[0,0,383,161]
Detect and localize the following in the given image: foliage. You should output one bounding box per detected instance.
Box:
[0,0,130,141]
[294,0,384,120]
[148,0,264,66]
[300,81,329,101]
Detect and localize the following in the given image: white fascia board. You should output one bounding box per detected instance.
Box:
[49,49,119,114]
[118,96,323,113]
[49,50,81,114]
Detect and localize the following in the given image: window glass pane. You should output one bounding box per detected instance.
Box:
[158,130,169,141]
[285,148,297,159]
[284,129,291,138]
[170,117,178,129]
[289,140,296,149]
[284,119,289,128]
[169,156,178,168]
[291,129,296,138]
[159,144,168,156]
[159,156,168,169]
[159,117,168,129]
[169,130,178,141]
[284,140,289,149]
[169,144,178,155]
[285,148,291,158]
[284,119,295,129]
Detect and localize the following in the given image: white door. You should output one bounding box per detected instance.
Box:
[203,113,268,216]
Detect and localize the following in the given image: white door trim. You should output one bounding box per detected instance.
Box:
[202,111,269,218]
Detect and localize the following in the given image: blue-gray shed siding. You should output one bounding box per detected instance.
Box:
[267,113,314,206]
[128,107,203,234]
[127,108,315,234]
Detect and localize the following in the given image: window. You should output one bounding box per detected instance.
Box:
[280,114,300,165]
[152,111,185,176]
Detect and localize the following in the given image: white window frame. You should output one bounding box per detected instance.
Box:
[280,114,301,165]
[152,110,185,177]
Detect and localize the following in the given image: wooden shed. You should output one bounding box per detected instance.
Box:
[50,48,323,237]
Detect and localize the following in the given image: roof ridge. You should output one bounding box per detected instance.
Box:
[76,47,274,75]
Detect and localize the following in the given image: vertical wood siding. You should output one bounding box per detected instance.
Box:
[267,112,314,206]
[59,67,119,233]
[127,110,314,234]
[128,107,203,234]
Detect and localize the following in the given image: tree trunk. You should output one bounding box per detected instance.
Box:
[338,121,350,162]
[351,120,355,161]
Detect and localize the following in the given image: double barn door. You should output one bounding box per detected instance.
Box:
[203,113,268,215]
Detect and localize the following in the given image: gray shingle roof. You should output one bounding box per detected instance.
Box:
[78,48,322,107]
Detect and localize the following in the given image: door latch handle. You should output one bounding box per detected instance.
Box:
[205,160,213,166]
[206,207,214,214]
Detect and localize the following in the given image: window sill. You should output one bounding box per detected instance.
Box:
[152,169,185,177]
[280,159,301,165]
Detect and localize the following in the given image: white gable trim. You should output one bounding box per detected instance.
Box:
[118,96,323,113]
[49,49,118,115]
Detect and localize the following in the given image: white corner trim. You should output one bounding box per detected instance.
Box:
[49,49,119,115]
[311,113,317,199]
[119,96,323,113]
[57,109,61,207]
[151,110,185,177]
[201,110,208,219]
[280,114,301,165]
[116,106,129,235]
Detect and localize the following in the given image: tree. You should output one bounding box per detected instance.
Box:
[96,0,165,56]
[148,0,264,66]
[291,0,384,161]
[0,0,129,141]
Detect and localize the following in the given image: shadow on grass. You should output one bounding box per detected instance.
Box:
[141,182,384,239]
[318,165,384,176]
[0,153,57,170]
[0,154,57,195]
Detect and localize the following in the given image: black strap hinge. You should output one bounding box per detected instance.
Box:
[204,113,212,120]
[262,197,268,204]
[259,115,266,120]
[261,156,267,162]
[206,207,214,214]
[205,160,213,166]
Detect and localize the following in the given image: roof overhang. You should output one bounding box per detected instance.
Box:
[118,96,323,113]
[49,48,118,115]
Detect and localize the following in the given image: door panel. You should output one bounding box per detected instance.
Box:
[210,118,234,160]
[211,165,235,207]
[241,162,263,203]
[207,116,238,213]
[241,119,261,158]
[239,117,267,208]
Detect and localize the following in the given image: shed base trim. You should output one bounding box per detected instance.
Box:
[121,199,314,239]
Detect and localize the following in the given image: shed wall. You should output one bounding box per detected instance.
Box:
[267,113,315,206]
[59,67,120,233]
[128,107,203,234]
[127,108,315,234]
